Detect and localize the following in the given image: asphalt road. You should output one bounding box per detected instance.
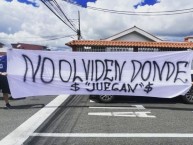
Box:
[19,95,193,145]
[0,95,56,141]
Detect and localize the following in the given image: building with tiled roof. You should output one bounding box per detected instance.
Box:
[11,43,48,50]
[104,26,162,42]
[66,26,193,52]
[184,36,193,42]
[0,42,50,56]
[66,40,193,52]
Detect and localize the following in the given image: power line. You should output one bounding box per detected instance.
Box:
[87,6,193,16]
[41,0,82,39]
[40,0,75,31]
[40,0,77,32]
[87,6,193,14]
[64,1,193,16]
[23,35,76,42]
[0,34,75,40]
[52,0,77,29]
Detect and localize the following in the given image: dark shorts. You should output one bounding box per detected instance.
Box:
[0,75,10,94]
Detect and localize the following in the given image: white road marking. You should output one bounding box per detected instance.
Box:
[31,133,193,138]
[135,112,156,118]
[90,100,95,103]
[88,112,114,117]
[88,111,156,118]
[0,94,70,145]
[111,112,136,117]
[89,105,145,110]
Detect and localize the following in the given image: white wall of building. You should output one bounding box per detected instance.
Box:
[113,32,154,42]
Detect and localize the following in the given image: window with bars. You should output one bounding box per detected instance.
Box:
[106,47,134,52]
[76,46,189,52]
[77,47,105,52]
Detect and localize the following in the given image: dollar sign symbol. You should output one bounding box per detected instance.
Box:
[144,82,153,93]
[71,83,80,91]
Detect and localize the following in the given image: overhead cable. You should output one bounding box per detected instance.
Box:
[64,1,193,16]
[87,6,193,16]
[52,0,77,29]
[0,34,76,40]
[40,0,77,32]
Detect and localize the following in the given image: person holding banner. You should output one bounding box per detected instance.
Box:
[0,72,12,109]
[0,55,12,109]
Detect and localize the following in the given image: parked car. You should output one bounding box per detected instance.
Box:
[90,90,193,104]
[90,73,193,104]
[181,72,193,104]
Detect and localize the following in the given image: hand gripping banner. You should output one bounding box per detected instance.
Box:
[7,49,193,98]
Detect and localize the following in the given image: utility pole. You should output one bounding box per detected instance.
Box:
[77,11,81,40]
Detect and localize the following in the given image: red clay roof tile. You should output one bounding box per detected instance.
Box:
[66,40,193,49]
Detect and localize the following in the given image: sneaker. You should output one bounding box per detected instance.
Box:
[5,103,12,109]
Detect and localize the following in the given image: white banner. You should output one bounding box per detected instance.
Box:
[7,49,193,98]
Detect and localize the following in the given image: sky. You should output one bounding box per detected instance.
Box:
[0,0,193,49]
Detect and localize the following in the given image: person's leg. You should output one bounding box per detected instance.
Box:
[2,75,12,107]
[3,93,12,108]
[3,93,9,104]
